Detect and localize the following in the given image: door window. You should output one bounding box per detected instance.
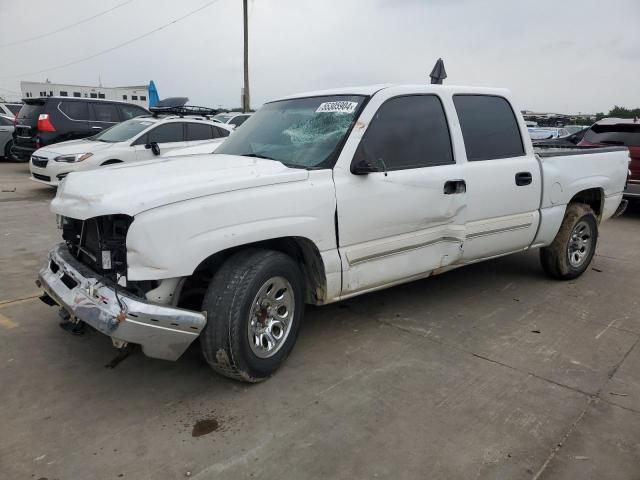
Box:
[92,103,119,123]
[147,123,185,143]
[453,95,525,161]
[355,95,454,171]
[186,122,215,141]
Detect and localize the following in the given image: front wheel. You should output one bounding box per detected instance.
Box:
[200,249,305,382]
[540,203,598,280]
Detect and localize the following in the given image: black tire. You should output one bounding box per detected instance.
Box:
[540,203,598,280]
[200,249,305,382]
[4,140,12,160]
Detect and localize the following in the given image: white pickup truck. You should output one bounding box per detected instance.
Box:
[37,85,629,382]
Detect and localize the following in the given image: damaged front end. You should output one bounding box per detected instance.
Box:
[37,215,207,361]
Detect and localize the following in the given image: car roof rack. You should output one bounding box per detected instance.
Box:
[150,105,220,118]
[149,96,219,118]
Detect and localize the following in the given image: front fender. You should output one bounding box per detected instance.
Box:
[125,170,337,281]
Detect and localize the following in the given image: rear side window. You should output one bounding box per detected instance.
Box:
[215,126,230,137]
[59,101,90,120]
[147,123,184,143]
[119,104,147,120]
[7,104,22,115]
[454,95,524,161]
[583,123,640,147]
[356,95,454,171]
[186,123,215,141]
[229,115,249,127]
[92,103,119,123]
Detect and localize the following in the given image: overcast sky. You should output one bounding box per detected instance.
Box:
[0,0,638,113]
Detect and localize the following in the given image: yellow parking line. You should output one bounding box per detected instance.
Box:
[0,294,40,309]
[0,312,18,329]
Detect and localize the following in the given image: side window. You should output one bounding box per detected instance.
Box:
[186,122,215,141]
[355,95,454,171]
[59,101,90,121]
[215,126,230,137]
[229,115,248,127]
[453,95,525,161]
[92,103,119,123]
[119,104,146,120]
[147,123,185,143]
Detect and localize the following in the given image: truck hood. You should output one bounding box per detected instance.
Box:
[51,154,309,219]
[161,139,225,158]
[38,138,114,156]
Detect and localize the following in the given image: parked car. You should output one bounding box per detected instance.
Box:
[37,85,628,383]
[579,118,640,200]
[0,114,15,159]
[538,127,569,139]
[11,97,149,162]
[29,114,232,186]
[0,102,22,118]
[528,128,556,140]
[564,125,588,135]
[161,138,228,158]
[532,126,589,148]
[212,112,252,128]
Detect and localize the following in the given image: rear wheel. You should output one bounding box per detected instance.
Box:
[3,140,12,160]
[540,203,598,280]
[200,249,305,382]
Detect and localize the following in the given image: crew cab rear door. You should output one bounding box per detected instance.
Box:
[453,94,541,261]
[333,88,467,297]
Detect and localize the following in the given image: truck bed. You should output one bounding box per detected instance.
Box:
[534,145,628,157]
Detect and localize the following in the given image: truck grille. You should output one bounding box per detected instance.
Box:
[61,215,133,279]
[31,156,48,168]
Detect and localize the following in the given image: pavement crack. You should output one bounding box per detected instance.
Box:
[531,397,594,480]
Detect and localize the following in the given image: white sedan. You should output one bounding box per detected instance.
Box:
[29,116,233,186]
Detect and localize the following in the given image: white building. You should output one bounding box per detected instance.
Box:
[20,81,150,108]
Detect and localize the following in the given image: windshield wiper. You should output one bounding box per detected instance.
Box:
[241,153,277,160]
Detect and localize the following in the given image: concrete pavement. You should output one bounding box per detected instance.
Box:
[0,161,638,479]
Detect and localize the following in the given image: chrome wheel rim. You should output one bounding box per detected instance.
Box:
[248,276,295,359]
[567,220,592,268]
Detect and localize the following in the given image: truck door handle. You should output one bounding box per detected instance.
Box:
[515,172,532,186]
[444,179,466,194]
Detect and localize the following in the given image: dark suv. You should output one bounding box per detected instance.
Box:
[11,97,149,162]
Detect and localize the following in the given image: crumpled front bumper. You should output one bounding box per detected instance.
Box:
[38,243,207,361]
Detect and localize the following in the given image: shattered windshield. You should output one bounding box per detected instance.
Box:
[215,95,366,169]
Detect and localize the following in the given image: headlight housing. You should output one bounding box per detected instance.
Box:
[54,153,93,163]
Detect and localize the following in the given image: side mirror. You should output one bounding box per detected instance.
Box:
[350,143,381,175]
[145,142,160,156]
[351,158,380,175]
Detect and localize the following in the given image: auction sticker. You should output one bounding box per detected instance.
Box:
[316,101,358,114]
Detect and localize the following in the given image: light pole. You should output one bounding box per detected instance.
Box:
[242,0,250,113]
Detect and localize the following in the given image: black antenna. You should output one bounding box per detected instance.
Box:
[429,58,447,85]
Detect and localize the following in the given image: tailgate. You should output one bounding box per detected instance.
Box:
[13,100,45,147]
